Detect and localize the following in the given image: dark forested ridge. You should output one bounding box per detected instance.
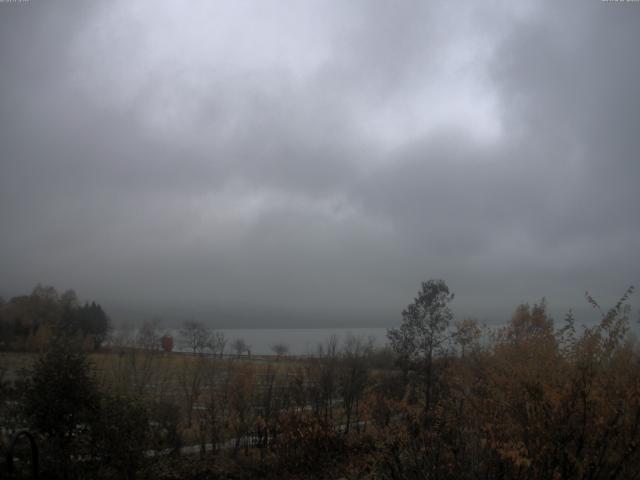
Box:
[1,281,639,479]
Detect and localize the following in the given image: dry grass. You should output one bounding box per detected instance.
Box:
[0,351,36,384]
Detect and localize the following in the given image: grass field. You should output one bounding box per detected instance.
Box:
[0,351,36,384]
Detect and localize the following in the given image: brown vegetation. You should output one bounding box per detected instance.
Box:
[1,281,639,480]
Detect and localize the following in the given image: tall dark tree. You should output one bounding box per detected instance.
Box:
[21,334,99,478]
[387,279,454,412]
[82,301,110,349]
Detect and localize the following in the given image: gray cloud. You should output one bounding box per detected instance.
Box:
[1,0,638,327]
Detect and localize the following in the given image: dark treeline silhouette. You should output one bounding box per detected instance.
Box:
[1,280,639,480]
[0,284,110,351]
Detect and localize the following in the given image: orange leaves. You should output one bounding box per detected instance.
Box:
[269,412,346,475]
[495,441,532,468]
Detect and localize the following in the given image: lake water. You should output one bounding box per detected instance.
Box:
[181,327,390,355]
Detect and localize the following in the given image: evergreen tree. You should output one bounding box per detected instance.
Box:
[21,334,99,478]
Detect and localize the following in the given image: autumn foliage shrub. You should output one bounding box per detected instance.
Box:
[370,287,640,480]
[268,413,346,475]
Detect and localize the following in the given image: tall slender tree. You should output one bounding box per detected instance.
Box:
[387,279,454,412]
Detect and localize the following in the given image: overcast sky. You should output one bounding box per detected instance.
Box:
[1,0,638,327]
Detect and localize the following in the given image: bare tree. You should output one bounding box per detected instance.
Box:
[231,338,250,358]
[108,320,136,352]
[228,363,256,457]
[107,318,162,397]
[255,364,285,458]
[311,335,340,422]
[208,331,228,357]
[179,319,211,354]
[177,355,207,428]
[271,342,289,358]
[201,361,231,456]
[136,318,162,351]
[339,334,374,433]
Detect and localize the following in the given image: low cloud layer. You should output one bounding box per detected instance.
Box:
[1,1,638,327]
